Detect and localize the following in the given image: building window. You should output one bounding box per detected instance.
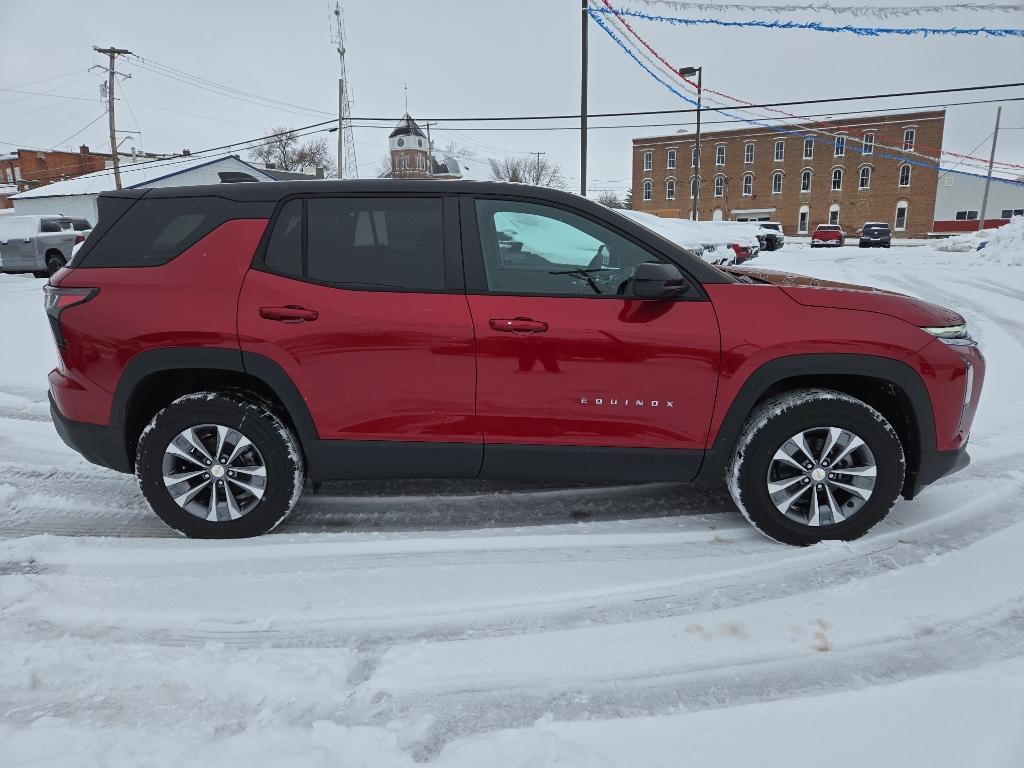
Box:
[800,169,812,192]
[898,163,911,187]
[0,167,6,182]
[859,166,871,189]
[643,151,653,171]
[803,137,813,160]
[692,147,699,168]
[863,132,875,155]
[716,145,725,166]
[771,171,782,194]
[713,208,723,221]
[667,149,676,169]
[744,143,754,164]
[895,201,909,231]
[666,178,676,200]
[903,128,916,151]
[955,210,979,221]
[12,166,21,181]
[714,175,724,197]
[643,179,653,201]
[1001,208,1024,218]
[774,140,785,162]
[834,135,846,157]
[690,176,698,198]
[829,204,840,226]
[831,168,843,191]
[798,205,810,234]
[742,173,753,196]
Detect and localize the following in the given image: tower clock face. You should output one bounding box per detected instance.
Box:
[397,138,405,147]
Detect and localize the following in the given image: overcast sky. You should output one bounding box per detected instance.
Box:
[2,0,1023,196]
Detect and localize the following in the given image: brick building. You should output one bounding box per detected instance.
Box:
[631,110,945,237]
[0,146,109,209]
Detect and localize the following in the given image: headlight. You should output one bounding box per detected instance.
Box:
[920,324,976,346]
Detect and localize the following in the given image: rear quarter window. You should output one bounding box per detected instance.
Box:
[77,197,268,268]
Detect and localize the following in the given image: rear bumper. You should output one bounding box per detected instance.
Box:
[49,392,132,473]
[903,445,971,499]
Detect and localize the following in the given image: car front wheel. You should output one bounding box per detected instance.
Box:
[136,392,305,538]
[726,388,905,545]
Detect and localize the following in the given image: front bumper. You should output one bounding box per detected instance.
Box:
[49,392,132,473]
[903,445,971,499]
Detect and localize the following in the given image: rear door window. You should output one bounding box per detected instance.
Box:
[304,197,444,291]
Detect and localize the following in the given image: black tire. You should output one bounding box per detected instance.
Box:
[726,388,905,546]
[136,392,305,538]
[32,270,49,279]
[45,251,66,276]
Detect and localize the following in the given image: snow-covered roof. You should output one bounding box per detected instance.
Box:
[0,183,18,198]
[10,153,273,199]
[389,114,425,139]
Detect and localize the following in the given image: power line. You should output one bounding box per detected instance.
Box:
[51,112,108,150]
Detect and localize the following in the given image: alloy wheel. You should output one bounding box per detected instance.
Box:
[161,424,267,522]
[765,426,876,526]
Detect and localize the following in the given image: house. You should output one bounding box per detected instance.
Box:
[932,169,1024,233]
[9,153,275,223]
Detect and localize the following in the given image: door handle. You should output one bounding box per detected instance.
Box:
[489,317,548,334]
[260,305,319,323]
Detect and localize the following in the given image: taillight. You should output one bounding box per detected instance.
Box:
[43,285,97,349]
[74,234,85,245]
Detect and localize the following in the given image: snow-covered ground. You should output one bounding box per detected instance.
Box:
[2,242,1023,767]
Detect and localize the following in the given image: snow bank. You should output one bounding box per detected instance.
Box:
[934,216,1024,266]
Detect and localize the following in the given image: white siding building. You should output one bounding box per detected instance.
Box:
[10,154,275,224]
[933,171,1024,233]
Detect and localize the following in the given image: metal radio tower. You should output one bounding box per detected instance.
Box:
[332,1,358,179]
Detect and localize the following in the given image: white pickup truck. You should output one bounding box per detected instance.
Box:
[0,215,91,277]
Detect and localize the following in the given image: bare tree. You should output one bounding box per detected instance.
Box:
[437,140,477,161]
[489,155,568,190]
[597,191,623,209]
[623,189,633,210]
[249,126,337,177]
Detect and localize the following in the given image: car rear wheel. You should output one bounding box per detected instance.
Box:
[45,251,66,276]
[726,388,905,545]
[136,392,305,538]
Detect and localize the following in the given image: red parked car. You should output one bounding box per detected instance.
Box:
[46,181,983,545]
[811,224,846,248]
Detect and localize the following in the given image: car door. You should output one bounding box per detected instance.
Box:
[0,218,36,271]
[237,193,481,479]
[462,195,721,482]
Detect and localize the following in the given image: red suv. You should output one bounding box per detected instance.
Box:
[45,181,984,545]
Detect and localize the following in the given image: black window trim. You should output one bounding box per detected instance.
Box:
[459,193,709,302]
[252,191,464,295]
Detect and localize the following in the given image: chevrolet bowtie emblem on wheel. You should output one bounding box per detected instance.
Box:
[580,397,674,408]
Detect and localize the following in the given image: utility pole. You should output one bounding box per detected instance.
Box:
[93,46,131,190]
[530,151,546,184]
[331,1,358,179]
[580,0,588,197]
[678,66,703,220]
[424,121,437,177]
[978,106,1002,231]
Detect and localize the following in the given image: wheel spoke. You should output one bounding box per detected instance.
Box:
[227,474,265,500]
[163,469,207,487]
[835,464,877,477]
[828,478,873,499]
[777,482,811,514]
[171,478,211,506]
[807,485,821,526]
[768,475,806,494]
[772,448,806,472]
[832,434,865,466]
[223,481,243,520]
[214,425,229,462]
[824,483,847,524]
[819,427,843,464]
[206,480,219,521]
[166,440,206,467]
[183,428,213,463]
[226,435,253,466]
[791,432,816,466]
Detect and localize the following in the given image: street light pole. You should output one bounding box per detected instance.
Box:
[678,66,703,221]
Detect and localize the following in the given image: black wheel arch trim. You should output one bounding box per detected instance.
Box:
[110,346,320,454]
[695,353,937,494]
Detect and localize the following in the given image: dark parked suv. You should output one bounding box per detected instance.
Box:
[859,222,892,248]
[46,181,983,545]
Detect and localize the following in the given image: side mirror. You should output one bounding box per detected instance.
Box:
[631,262,689,300]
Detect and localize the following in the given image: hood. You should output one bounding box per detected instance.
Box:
[725,266,965,327]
